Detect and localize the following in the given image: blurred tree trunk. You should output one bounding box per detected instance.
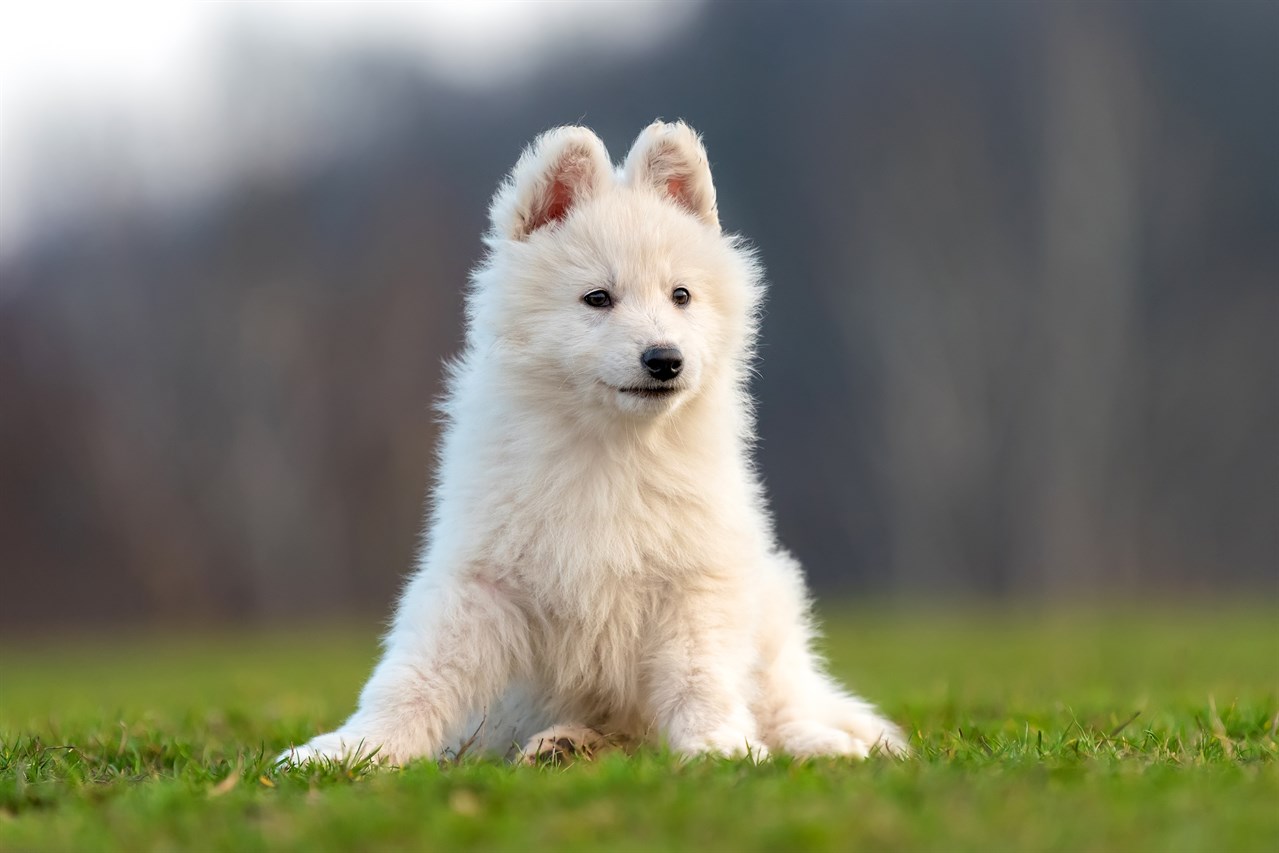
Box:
[1028,5,1146,594]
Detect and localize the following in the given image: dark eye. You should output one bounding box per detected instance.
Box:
[672,286,691,306]
[583,289,612,308]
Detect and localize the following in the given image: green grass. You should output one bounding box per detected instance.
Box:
[2,605,1276,851]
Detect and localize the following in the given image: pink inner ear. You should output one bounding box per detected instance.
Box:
[538,177,574,229]
[663,173,704,219]
[526,151,591,236]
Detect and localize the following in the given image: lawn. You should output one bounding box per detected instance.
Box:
[2,605,1276,851]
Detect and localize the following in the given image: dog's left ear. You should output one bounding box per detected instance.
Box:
[623,121,719,231]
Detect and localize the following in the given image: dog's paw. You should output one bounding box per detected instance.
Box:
[773,720,871,759]
[275,732,388,768]
[673,728,770,763]
[519,724,610,766]
[832,708,911,758]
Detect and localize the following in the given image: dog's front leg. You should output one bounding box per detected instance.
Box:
[280,571,528,766]
[646,588,766,761]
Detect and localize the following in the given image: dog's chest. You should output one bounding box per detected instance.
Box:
[522,570,667,721]
[486,456,705,708]
[489,450,718,585]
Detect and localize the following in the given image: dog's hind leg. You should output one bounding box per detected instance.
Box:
[278,570,530,767]
[754,554,909,759]
[759,639,909,758]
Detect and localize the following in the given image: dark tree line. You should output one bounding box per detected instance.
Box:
[1,1,1275,630]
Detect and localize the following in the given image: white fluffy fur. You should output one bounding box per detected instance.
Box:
[280,121,908,766]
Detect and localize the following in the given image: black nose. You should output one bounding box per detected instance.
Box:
[641,346,683,381]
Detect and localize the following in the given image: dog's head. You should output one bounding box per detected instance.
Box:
[472,121,762,419]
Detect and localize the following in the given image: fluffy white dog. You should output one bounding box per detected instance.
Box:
[280,121,907,766]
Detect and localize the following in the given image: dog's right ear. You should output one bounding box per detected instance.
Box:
[489,126,611,242]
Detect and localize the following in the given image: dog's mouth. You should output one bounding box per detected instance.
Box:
[615,385,681,399]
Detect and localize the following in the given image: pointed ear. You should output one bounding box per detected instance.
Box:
[623,120,719,230]
[489,126,612,241]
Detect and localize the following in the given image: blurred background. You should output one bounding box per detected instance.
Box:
[1,0,1275,634]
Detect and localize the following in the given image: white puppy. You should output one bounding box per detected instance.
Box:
[281,121,907,765]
